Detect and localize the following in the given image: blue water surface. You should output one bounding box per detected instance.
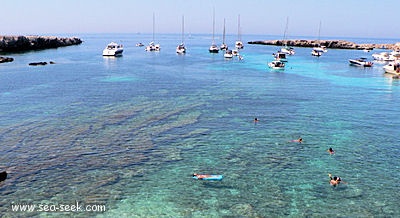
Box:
[0,33,399,217]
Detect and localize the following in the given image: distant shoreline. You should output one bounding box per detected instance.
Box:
[248,39,400,50]
[0,35,82,52]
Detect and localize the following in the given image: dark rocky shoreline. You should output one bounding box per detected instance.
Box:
[248,39,400,50]
[0,35,82,52]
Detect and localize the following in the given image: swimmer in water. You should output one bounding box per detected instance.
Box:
[327,147,335,155]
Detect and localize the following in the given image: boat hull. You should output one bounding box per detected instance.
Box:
[268,61,285,69]
[209,45,219,53]
[383,63,400,76]
[349,59,373,67]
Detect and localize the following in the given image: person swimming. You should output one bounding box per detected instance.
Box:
[327,147,335,155]
[292,137,302,143]
[328,173,343,187]
[192,173,211,180]
[254,117,259,123]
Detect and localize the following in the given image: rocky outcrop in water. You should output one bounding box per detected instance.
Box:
[0,35,82,52]
[248,39,400,50]
[0,56,14,63]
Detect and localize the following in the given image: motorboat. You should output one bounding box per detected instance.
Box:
[268,60,285,69]
[311,49,323,57]
[383,61,400,76]
[390,50,400,61]
[224,49,233,58]
[273,52,287,62]
[176,43,186,54]
[349,58,373,67]
[136,42,144,47]
[372,52,394,61]
[102,42,123,56]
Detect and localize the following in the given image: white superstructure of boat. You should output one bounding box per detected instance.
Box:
[273,52,287,62]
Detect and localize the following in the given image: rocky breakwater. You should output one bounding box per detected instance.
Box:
[0,35,82,52]
[248,39,400,50]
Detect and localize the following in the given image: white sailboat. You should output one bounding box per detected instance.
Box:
[209,8,219,53]
[176,15,186,54]
[312,21,327,56]
[220,18,228,51]
[235,14,244,50]
[280,17,295,55]
[146,13,161,52]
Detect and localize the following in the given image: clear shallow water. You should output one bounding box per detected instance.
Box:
[0,33,399,217]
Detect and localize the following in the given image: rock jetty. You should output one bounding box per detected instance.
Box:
[0,35,82,52]
[248,39,400,50]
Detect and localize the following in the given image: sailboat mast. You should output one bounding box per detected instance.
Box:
[222,18,226,44]
[181,15,185,44]
[212,8,215,44]
[318,21,321,43]
[237,14,241,41]
[152,13,155,42]
[283,17,289,45]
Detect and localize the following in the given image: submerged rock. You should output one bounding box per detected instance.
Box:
[29,62,48,66]
[0,171,7,182]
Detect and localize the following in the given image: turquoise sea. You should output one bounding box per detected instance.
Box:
[0,33,399,217]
